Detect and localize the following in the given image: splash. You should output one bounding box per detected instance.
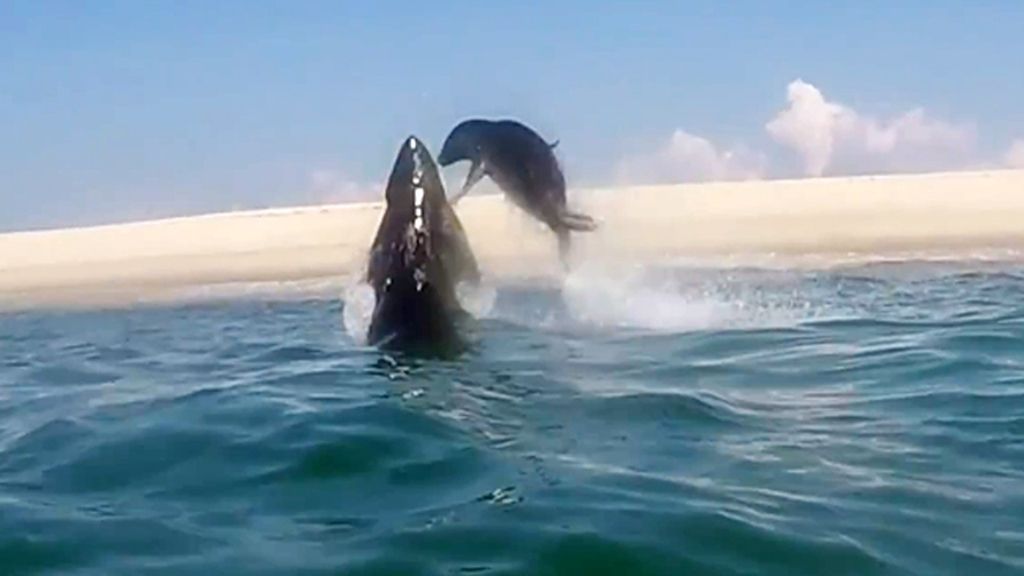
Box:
[457,280,497,318]
[342,276,498,344]
[562,267,729,331]
[559,263,821,333]
[341,280,375,344]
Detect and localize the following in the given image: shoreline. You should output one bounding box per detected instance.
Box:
[3,169,1024,310]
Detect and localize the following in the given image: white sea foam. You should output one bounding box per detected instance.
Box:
[558,263,826,333]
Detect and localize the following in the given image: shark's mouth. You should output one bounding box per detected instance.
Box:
[404,137,431,291]
[411,137,426,234]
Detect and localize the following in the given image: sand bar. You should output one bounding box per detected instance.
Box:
[2,169,1024,309]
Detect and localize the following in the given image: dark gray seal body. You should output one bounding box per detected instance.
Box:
[366,135,480,356]
[437,119,596,264]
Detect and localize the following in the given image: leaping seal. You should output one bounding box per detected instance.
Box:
[438,118,596,266]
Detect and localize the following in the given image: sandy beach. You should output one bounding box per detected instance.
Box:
[2,169,1024,309]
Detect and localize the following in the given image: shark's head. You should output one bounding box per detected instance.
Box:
[378,136,448,282]
[437,119,490,167]
[367,136,468,354]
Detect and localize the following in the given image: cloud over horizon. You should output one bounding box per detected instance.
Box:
[616,129,766,185]
[766,80,976,177]
[307,169,382,204]
[321,81,1024,197]
[617,79,1008,186]
[1005,140,1024,169]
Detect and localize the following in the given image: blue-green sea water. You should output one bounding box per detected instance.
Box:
[2,262,1023,575]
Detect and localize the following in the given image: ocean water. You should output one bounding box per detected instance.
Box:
[1,261,1023,575]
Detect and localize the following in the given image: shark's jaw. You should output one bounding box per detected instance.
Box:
[366,136,469,356]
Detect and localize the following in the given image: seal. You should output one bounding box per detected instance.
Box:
[437,119,596,265]
[365,135,480,355]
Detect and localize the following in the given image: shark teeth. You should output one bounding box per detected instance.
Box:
[413,186,425,231]
[410,136,426,232]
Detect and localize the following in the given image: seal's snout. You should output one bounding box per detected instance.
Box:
[437,143,455,166]
[438,121,482,167]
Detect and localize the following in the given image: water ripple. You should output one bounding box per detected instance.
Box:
[1,263,1023,574]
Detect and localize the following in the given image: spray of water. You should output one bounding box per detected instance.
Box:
[342,276,498,344]
[561,267,728,331]
[342,279,375,344]
[457,280,497,318]
[558,263,823,333]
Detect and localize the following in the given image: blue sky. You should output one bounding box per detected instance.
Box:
[2,1,1023,231]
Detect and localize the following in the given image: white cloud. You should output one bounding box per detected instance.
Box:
[616,79,985,185]
[307,170,380,204]
[764,80,843,177]
[616,129,766,185]
[1005,140,1024,168]
[766,79,975,176]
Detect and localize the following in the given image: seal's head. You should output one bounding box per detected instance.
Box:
[437,119,491,167]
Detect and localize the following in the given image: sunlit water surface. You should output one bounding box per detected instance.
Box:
[2,261,1023,575]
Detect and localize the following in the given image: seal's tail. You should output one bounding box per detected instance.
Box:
[554,211,598,269]
[559,210,598,232]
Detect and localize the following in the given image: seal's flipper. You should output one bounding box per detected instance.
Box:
[450,159,486,205]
